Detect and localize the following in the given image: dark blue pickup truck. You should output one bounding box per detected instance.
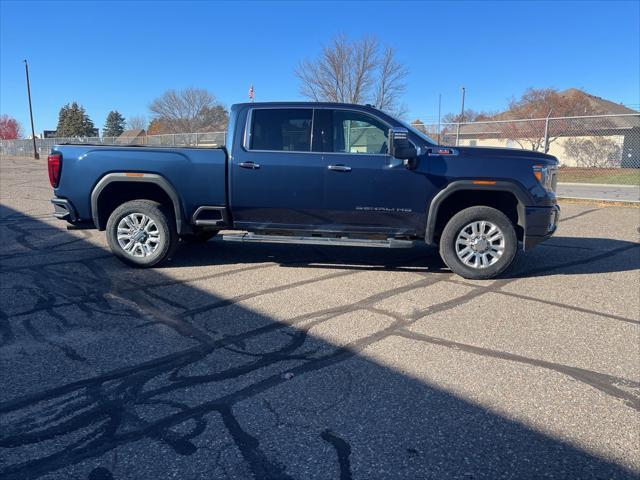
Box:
[49,102,559,279]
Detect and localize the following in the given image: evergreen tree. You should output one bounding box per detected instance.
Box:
[56,102,95,137]
[103,110,126,137]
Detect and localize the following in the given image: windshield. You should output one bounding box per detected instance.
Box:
[397,119,438,145]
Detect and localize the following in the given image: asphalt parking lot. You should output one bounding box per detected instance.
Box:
[0,155,639,480]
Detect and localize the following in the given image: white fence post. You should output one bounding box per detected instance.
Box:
[543,113,552,154]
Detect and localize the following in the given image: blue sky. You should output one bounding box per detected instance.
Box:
[1,0,638,134]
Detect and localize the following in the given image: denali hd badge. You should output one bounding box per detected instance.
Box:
[355,206,413,213]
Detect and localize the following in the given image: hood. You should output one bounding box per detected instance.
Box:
[454,146,558,166]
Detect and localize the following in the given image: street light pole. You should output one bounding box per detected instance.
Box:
[455,86,465,147]
[437,93,442,145]
[24,60,39,159]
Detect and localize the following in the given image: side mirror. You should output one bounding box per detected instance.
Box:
[388,127,418,168]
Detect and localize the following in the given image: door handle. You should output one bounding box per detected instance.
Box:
[328,164,352,172]
[239,161,260,169]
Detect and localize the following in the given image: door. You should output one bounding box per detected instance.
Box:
[231,108,328,229]
[322,109,429,235]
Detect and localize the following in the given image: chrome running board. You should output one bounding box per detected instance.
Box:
[222,233,414,249]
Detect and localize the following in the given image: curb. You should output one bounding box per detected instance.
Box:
[557,196,640,205]
[558,182,640,188]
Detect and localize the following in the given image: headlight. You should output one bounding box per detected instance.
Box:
[533,165,556,192]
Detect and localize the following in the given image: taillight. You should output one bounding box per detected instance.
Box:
[48,154,62,188]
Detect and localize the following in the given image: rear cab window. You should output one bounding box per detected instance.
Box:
[250,109,313,152]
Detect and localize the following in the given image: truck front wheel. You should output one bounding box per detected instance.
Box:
[106,200,178,268]
[439,206,517,280]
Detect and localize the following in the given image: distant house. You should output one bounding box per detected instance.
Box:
[115,129,146,145]
[451,89,639,168]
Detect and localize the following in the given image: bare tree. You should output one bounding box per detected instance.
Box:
[500,88,595,151]
[410,118,440,138]
[442,88,601,151]
[149,88,228,133]
[374,46,408,114]
[439,110,494,144]
[442,109,493,124]
[506,88,592,119]
[127,115,147,131]
[295,34,408,115]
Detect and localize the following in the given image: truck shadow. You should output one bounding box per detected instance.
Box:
[171,239,446,273]
[169,235,640,278]
[0,204,637,479]
[507,236,640,278]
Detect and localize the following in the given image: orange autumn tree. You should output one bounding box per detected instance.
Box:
[499,88,595,151]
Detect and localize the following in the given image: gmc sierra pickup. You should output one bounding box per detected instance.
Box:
[49,102,559,279]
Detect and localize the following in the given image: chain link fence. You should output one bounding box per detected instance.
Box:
[413,113,640,185]
[0,132,227,157]
[2,113,639,185]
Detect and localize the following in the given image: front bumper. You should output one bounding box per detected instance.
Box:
[523,204,560,251]
[51,197,78,223]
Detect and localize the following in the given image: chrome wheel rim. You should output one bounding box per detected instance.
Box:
[455,220,505,269]
[116,213,161,258]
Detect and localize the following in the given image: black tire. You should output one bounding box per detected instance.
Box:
[179,229,218,244]
[439,206,517,280]
[106,200,178,268]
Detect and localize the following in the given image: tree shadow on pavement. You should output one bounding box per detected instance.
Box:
[0,204,638,480]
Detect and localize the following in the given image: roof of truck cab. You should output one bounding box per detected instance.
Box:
[231,101,380,110]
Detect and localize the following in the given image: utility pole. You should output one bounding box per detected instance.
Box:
[455,86,465,147]
[24,60,39,159]
[437,93,442,144]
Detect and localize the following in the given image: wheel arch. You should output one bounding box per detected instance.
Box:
[91,173,185,233]
[425,180,532,246]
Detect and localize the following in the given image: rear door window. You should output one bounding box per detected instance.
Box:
[250,109,313,152]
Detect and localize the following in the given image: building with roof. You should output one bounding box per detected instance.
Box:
[115,129,146,145]
[448,89,639,168]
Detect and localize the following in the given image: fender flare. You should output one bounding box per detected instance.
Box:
[424,180,532,245]
[91,173,185,233]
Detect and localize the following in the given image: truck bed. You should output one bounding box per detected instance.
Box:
[51,144,228,228]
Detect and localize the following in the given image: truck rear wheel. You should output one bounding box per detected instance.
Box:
[106,200,177,268]
[439,206,517,280]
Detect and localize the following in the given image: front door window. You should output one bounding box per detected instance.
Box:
[332,110,389,155]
